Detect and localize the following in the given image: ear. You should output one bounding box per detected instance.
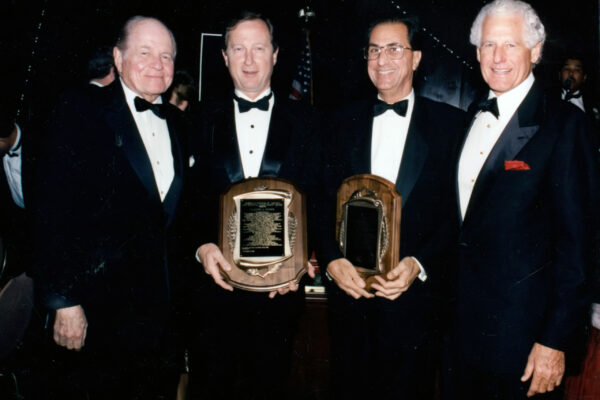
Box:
[113,47,123,74]
[412,50,422,71]
[222,49,229,67]
[530,41,542,64]
[476,47,481,63]
[272,48,279,66]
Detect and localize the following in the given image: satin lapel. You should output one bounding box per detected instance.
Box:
[353,100,375,174]
[163,112,184,225]
[214,101,244,183]
[103,84,161,204]
[396,100,428,207]
[455,98,485,225]
[462,85,542,226]
[259,101,284,177]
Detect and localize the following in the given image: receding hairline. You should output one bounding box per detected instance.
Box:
[116,16,177,57]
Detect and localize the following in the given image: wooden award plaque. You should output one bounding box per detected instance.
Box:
[336,174,402,290]
[219,177,308,292]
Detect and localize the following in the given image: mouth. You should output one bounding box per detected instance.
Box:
[377,69,396,75]
[491,68,511,75]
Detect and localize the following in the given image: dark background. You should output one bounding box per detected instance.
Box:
[1,0,598,118]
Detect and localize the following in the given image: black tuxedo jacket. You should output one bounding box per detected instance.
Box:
[454,81,600,373]
[31,81,188,350]
[316,95,465,343]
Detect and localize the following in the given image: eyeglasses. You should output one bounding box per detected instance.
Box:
[364,45,413,60]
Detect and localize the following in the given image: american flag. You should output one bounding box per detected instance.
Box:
[289,31,312,103]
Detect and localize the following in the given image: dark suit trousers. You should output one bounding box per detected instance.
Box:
[327,284,437,400]
[21,320,180,400]
[188,273,303,400]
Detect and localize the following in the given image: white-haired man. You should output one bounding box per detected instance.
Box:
[31,16,188,398]
[446,0,599,398]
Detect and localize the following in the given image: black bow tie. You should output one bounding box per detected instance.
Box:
[476,97,499,119]
[233,92,272,113]
[373,99,408,117]
[134,97,167,119]
[565,90,583,101]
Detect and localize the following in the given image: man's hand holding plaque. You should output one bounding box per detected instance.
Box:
[371,257,421,300]
[326,258,374,299]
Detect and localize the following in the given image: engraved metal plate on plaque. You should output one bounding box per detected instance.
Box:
[219,178,307,291]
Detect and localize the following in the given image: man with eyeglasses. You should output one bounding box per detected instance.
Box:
[315,14,464,400]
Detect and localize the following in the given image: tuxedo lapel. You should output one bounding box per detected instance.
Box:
[163,113,185,225]
[353,100,375,174]
[213,101,244,183]
[396,100,428,207]
[259,101,284,177]
[103,84,161,204]
[462,84,542,226]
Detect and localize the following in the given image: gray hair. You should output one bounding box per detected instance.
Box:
[470,0,545,52]
[115,16,177,58]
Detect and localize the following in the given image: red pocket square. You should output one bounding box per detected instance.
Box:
[504,160,530,170]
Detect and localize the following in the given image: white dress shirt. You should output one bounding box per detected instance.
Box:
[233,88,274,178]
[369,90,426,281]
[122,79,174,202]
[561,88,585,112]
[458,73,535,219]
[2,123,24,208]
[371,90,415,184]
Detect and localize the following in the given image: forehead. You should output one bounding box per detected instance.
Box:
[369,22,409,45]
[227,19,271,45]
[481,14,525,41]
[563,59,583,69]
[126,19,173,52]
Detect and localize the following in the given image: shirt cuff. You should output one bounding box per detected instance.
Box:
[411,257,428,282]
[8,123,22,156]
[592,303,600,329]
[194,247,203,264]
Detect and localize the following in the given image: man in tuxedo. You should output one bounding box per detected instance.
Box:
[188,11,318,400]
[87,45,115,88]
[31,16,187,398]
[558,54,600,131]
[316,15,464,399]
[446,1,599,398]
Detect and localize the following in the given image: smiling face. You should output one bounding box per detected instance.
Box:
[367,22,421,104]
[222,19,278,100]
[114,18,175,102]
[477,14,541,96]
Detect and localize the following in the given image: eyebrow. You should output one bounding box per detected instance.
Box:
[368,42,403,47]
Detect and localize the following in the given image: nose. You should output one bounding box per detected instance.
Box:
[377,49,389,65]
[150,55,164,70]
[243,50,254,65]
[493,46,506,63]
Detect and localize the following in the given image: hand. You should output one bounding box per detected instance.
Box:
[196,243,234,291]
[521,342,565,397]
[268,261,316,299]
[0,124,18,155]
[54,305,88,350]
[371,257,420,300]
[327,258,374,299]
